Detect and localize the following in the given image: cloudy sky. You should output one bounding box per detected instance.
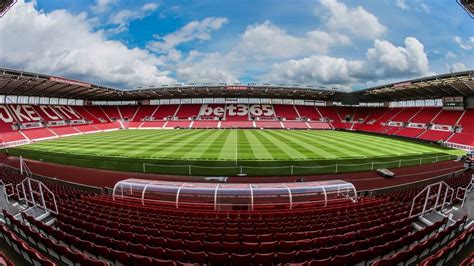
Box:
[0,0,472,90]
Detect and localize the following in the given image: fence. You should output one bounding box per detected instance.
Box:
[443,142,473,152]
[143,154,459,176]
[0,140,30,149]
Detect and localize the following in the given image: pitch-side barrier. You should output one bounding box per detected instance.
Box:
[142,154,459,176]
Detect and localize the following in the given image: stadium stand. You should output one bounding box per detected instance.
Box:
[118,106,138,121]
[273,105,299,120]
[1,103,474,150]
[0,167,472,265]
[294,106,322,121]
[153,105,179,120]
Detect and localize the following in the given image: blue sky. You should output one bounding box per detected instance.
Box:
[0,0,472,90]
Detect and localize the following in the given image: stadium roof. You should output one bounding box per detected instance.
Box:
[0,67,473,102]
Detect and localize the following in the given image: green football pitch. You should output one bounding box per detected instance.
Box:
[5,129,463,176]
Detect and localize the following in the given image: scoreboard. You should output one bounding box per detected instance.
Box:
[442,97,465,110]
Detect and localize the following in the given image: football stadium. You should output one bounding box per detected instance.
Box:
[0,0,473,266]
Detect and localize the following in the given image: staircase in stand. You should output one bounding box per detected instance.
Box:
[410,179,474,232]
[0,177,59,227]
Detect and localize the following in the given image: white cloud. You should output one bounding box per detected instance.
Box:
[265,37,429,86]
[166,20,351,83]
[0,1,175,88]
[109,3,159,33]
[91,0,117,13]
[454,36,474,50]
[396,0,409,10]
[174,51,240,83]
[445,51,457,59]
[319,0,387,39]
[147,17,229,53]
[395,0,430,13]
[448,62,468,72]
[238,21,350,59]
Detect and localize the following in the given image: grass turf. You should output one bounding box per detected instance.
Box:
[4,129,464,176]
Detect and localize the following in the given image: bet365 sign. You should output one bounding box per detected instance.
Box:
[199,104,274,117]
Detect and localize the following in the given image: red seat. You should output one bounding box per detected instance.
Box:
[186,251,207,264]
[147,246,166,259]
[309,257,331,266]
[208,252,230,265]
[275,251,296,264]
[231,253,252,266]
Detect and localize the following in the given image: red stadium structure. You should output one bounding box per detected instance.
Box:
[0,67,473,265]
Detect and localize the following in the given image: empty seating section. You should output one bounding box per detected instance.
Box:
[94,122,121,131]
[165,120,192,128]
[390,107,421,122]
[317,107,341,122]
[82,106,110,122]
[198,104,225,120]
[458,108,474,134]
[432,109,463,126]
[418,130,453,142]
[295,106,321,120]
[133,105,158,121]
[74,124,100,133]
[394,127,425,138]
[0,103,473,148]
[379,108,404,124]
[49,126,80,136]
[0,132,26,143]
[220,120,254,128]
[419,226,473,266]
[282,121,309,129]
[153,105,179,119]
[101,106,121,121]
[0,167,472,265]
[336,107,355,121]
[352,108,370,122]
[74,106,102,123]
[307,122,332,129]
[255,120,283,129]
[385,126,401,135]
[22,128,56,140]
[175,104,201,119]
[192,120,219,128]
[273,105,299,120]
[363,107,390,123]
[0,222,55,266]
[118,106,138,121]
[447,133,474,146]
[140,121,167,128]
[410,107,441,124]
[32,105,65,122]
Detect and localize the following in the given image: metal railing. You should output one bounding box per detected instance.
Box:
[16,177,58,214]
[409,181,454,218]
[455,175,474,207]
[0,180,14,203]
[143,154,458,176]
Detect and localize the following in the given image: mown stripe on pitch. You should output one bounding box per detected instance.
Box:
[148,130,212,158]
[252,130,306,159]
[297,131,370,157]
[268,130,338,159]
[127,129,201,157]
[305,130,413,157]
[242,129,274,160]
[329,131,433,155]
[94,130,177,156]
[218,129,238,161]
[181,130,225,159]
